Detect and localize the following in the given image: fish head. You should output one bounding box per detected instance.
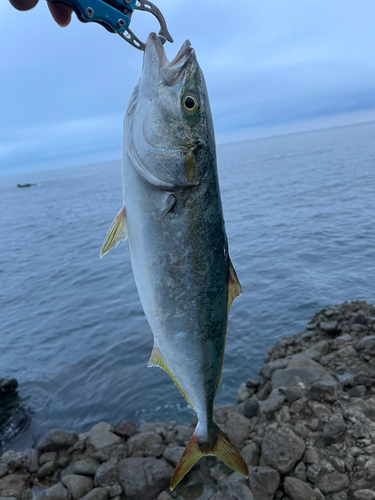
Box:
[126,33,215,189]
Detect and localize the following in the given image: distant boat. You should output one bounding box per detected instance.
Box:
[17,183,36,188]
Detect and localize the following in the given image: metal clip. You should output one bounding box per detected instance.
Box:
[119,0,173,50]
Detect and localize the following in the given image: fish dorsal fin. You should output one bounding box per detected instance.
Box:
[148,345,195,410]
[227,258,242,314]
[100,206,128,258]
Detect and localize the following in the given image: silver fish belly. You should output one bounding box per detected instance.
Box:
[101,33,247,489]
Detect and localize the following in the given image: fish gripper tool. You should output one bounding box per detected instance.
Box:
[47,0,173,50]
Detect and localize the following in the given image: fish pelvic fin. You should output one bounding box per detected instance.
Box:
[170,421,248,490]
[227,258,242,314]
[100,206,128,258]
[148,345,195,411]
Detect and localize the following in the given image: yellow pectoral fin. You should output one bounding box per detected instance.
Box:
[100,206,128,258]
[148,345,195,411]
[227,258,242,314]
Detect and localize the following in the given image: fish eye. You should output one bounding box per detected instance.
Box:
[183,95,199,114]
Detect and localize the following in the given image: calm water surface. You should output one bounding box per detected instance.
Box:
[1,121,375,449]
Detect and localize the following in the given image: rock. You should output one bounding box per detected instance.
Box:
[0,451,25,470]
[39,483,70,500]
[22,449,39,474]
[349,311,367,326]
[322,415,347,444]
[127,431,163,455]
[272,366,337,393]
[304,341,330,361]
[94,463,118,487]
[0,465,9,479]
[313,488,324,500]
[37,430,78,453]
[281,377,306,404]
[144,444,165,458]
[257,382,271,401]
[354,491,375,500]
[348,385,368,398]
[80,487,108,500]
[243,396,259,419]
[61,458,100,478]
[0,474,31,500]
[39,452,57,465]
[307,380,337,402]
[320,320,339,333]
[293,462,306,482]
[259,389,286,419]
[303,448,319,464]
[138,423,169,438]
[175,425,193,445]
[337,346,357,358]
[246,379,260,389]
[162,447,184,467]
[237,383,254,404]
[156,493,172,500]
[316,472,349,494]
[112,419,136,439]
[332,493,348,500]
[241,443,260,467]
[248,466,280,500]
[260,426,305,474]
[214,406,252,450]
[283,477,315,500]
[61,474,94,500]
[80,423,122,452]
[224,473,254,500]
[105,483,122,497]
[118,457,173,500]
[260,360,289,380]
[355,336,375,352]
[364,458,375,480]
[36,460,56,479]
[93,444,128,464]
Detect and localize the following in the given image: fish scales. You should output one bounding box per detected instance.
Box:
[101,32,247,489]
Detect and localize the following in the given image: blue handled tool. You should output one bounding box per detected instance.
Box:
[47,0,173,50]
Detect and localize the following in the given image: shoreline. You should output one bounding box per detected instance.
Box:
[1,300,375,500]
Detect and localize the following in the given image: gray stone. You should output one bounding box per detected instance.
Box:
[354,491,375,500]
[260,359,289,380]
[144,444,165,458]
[241,443,260,467]
[80,423,122,452]
[320,320,339,333]
[225,473,254,500]
[337,346,357,358]
[138,423,169,438]
[22,449,39,474]
[284,477,315,500]
[316,472,349,494]
[176,425,194,445]
[238,383,254,404]
[39,483,70,500]
[248,466,280,500]
[61,458,100,478]
[313,488,324,500]
[332,493,347,500]
[257,382,271,401]
[118,457,173,500]
[79,487,108,500]
[94,463,118,487]
[37,430,78,453]
[127,431,163,455]
[243,396,259,419]
[61,474,93,500]
[113,419,136,439]
[93,444,128,464]
[307,380,337,402]
[351,324,365,333]
[355,336,375,352]
[349,385,368,398]
[0,465,9,479]
[322,415,347,444]
[36,461,56,479]
[39,452,57,465]
[293,462,306,482]
[349,311,367,326]
[0,452,24,471]
[282,377,307,404]
[105,484,122,498]
[303,448,319,464]
[364,458,375,480]
[0,475,31,500]
[303,341,330,361]
[260,426,305,474]
[272,366,337,393]
[214,406,252,450]
[156,493,172,500]
[259,389,286,420]
[246,379,260,389]
[162,447,184,467]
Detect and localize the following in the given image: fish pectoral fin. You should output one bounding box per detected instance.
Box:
[148,345,195,410]
[227,258,242,314]
[100,206,128,258]
[170,422,248,490]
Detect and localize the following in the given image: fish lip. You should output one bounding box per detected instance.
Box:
[145,33,195,72]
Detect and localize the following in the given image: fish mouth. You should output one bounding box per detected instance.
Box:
[144,33,196,86]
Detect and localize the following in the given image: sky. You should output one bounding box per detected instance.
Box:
[1,0,375,176]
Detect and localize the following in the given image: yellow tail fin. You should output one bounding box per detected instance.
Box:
[170,422,248,490]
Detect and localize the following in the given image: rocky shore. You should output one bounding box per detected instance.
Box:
[1,300,375,500]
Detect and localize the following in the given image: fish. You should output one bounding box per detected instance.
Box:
[100,32,248,489]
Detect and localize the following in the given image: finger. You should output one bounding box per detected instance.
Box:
[9,0,39,11]
[47,1,72,27]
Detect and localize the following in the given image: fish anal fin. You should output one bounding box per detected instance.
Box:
[100,206,127,258]
[170,422,248,490]
[227,258,242,314]
[148,345,194,411]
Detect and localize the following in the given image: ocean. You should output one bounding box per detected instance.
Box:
[1,121,375,450]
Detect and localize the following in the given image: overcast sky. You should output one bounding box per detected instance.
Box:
[1,0,375,176]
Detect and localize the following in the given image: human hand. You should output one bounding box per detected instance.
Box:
[9,0,72,27]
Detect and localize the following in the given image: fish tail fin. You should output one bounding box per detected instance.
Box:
[170,421,248,490]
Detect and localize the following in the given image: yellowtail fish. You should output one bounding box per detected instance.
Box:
[101,32,247,490]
